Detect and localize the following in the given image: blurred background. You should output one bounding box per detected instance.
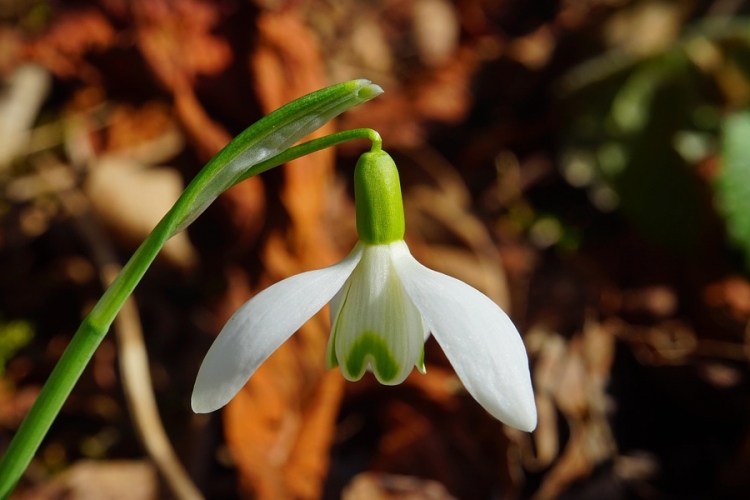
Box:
[2,0,750,498]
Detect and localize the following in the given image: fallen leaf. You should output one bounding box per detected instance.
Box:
[23,8,115,81]
[17,460,157,500]
[133,0,232,90]
[0,64,51,168]
[343,472,458,500]
[222,9,347,500]
[85,155,198,270]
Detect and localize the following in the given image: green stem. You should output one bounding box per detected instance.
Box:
[0,216,171,498]
[0,128,381,497]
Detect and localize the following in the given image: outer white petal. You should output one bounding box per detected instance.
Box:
[391,241,537,432]
[191,243,364,413]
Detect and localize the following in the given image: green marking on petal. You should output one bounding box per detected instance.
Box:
[344,331,400,383]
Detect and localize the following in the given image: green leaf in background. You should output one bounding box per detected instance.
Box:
[715,110,750,268]
[606,61,707,253]
[562,52,709,254]
[0,318,33,378]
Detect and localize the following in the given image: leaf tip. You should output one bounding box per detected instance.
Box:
[352,79,384,102]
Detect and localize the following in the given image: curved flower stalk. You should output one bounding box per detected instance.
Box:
[0,80,384,498]
[192,149,537,432]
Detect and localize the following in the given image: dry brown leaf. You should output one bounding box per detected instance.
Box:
[223,236,344,500]
[343,472,458,500]
[0,380,39,429]
[105,102,177,156]
[406,180,510,309]
[85,156,198,270]
[532,425,593,500]
[23,8,115,81]
[126,0,242,211]
[525,320,618,499]
[350,19,393,74]
[400,365,460,408]
[620,285,679,319]
[221,9,347,500]
[604,0,684,56]
[16,460,157,500]
[412,0,460,67]
[0,64,51,168]
[412,47,477,124]
[133,0,232,90]
[705,275,750,322]
[357,385,509,500]
[0,27,23,75]
[506,25,556,70]
[173,84,231,159]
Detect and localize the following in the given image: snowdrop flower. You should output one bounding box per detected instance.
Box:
[192,149,537,431]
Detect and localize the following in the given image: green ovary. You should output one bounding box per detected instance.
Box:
[344,331,400,383]
[354,150,405,244]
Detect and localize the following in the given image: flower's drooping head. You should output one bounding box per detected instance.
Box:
[326,150,424,385]
[192,149,537,432]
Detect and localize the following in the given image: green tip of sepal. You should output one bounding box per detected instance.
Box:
[326,333,340,369]
[354,150,405,244]
[416,347,426,374]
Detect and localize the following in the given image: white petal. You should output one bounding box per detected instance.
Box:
[191,243,364,413]
[330,244,425,385]
[391,241,537,431]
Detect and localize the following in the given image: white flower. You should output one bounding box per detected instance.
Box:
[191,150,537,432]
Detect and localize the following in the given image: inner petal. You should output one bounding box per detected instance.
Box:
[330,244,425,385]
